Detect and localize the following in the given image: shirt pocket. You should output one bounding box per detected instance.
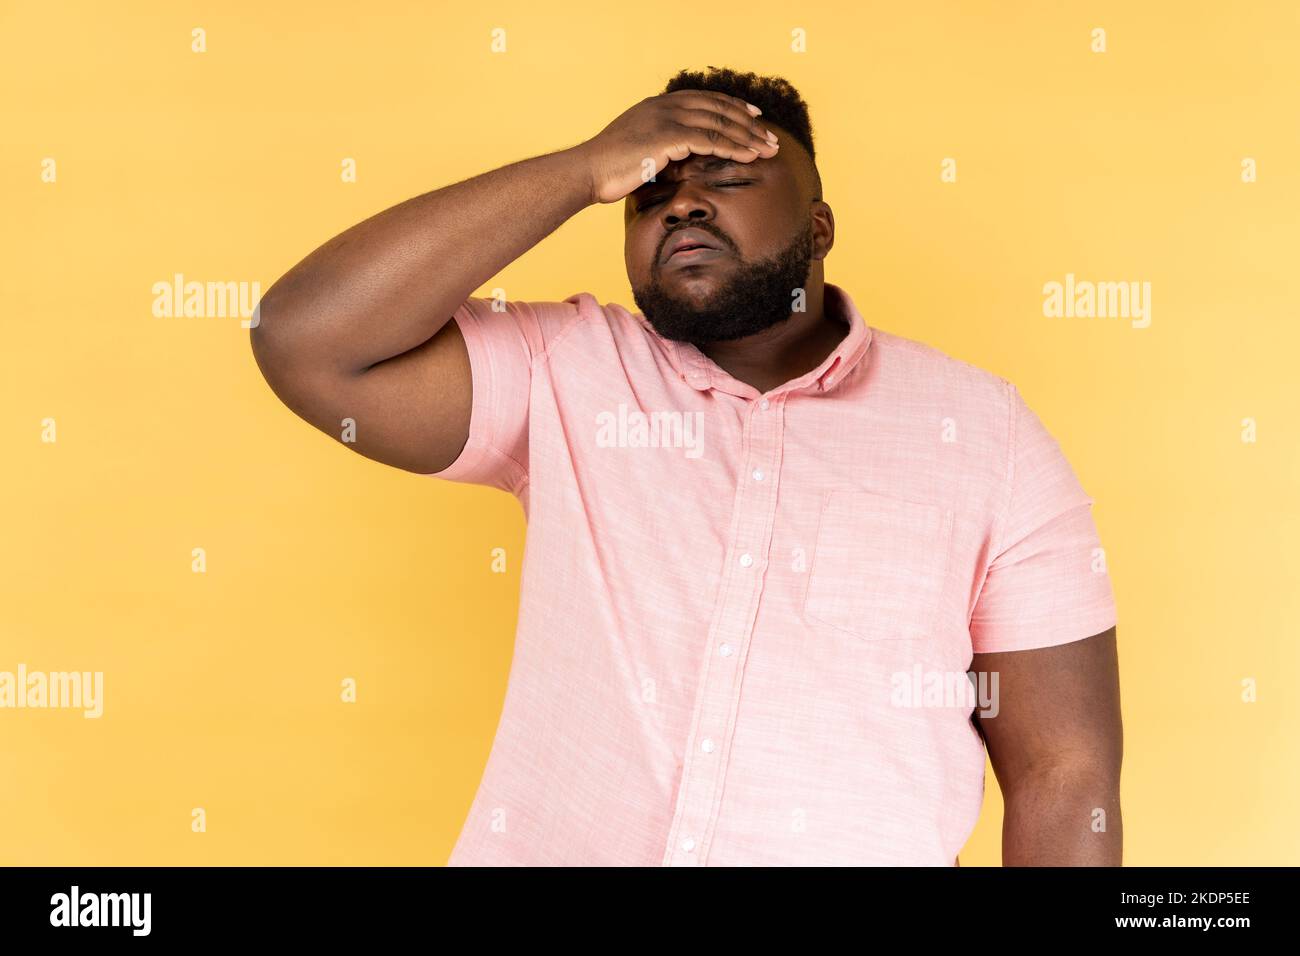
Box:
[802,489,955,641]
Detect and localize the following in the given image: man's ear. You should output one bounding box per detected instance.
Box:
[812,201,835,260]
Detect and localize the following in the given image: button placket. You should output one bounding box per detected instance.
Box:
[661,395,785,866]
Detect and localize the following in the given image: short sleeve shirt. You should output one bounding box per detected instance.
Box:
[430,282,1118,866]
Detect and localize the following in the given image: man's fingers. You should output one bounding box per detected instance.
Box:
[671,108,774,158]
[669,109,779,162]
[666,90,778,151]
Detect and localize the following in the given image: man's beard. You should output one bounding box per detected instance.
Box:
[632,222,815,347]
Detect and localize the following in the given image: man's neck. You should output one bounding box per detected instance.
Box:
[696,286,848,395]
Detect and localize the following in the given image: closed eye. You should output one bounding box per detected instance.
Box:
[636,180,753,212]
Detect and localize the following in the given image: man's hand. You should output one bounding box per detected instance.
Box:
[576,89,781,205]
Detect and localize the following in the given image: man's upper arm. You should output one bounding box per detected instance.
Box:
[972,625,1122,790]
[967,382,1122,788]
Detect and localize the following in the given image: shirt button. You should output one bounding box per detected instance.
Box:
[751,468,764,481]
[701,738,715,753]
[681,837,697,852]
[738,553,753,568]
[718,643,733,657]
[759,398,770,410]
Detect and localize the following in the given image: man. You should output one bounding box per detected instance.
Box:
[250,66,1122,866]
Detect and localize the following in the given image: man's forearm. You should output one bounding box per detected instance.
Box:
[253,144,596,373]
[1001,765,1122,865]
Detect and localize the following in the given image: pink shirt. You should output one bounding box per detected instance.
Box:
[429,282,1117,866]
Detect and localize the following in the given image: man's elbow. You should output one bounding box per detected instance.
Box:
[1002,760,1123,865]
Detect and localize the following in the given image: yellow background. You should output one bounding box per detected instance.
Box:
[2,1,1297,865]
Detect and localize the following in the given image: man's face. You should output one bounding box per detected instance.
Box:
[623,126,826,347]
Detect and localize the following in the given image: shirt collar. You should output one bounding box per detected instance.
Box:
[641,282,872,398]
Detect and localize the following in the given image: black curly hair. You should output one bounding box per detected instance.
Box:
[661,66,822,201]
